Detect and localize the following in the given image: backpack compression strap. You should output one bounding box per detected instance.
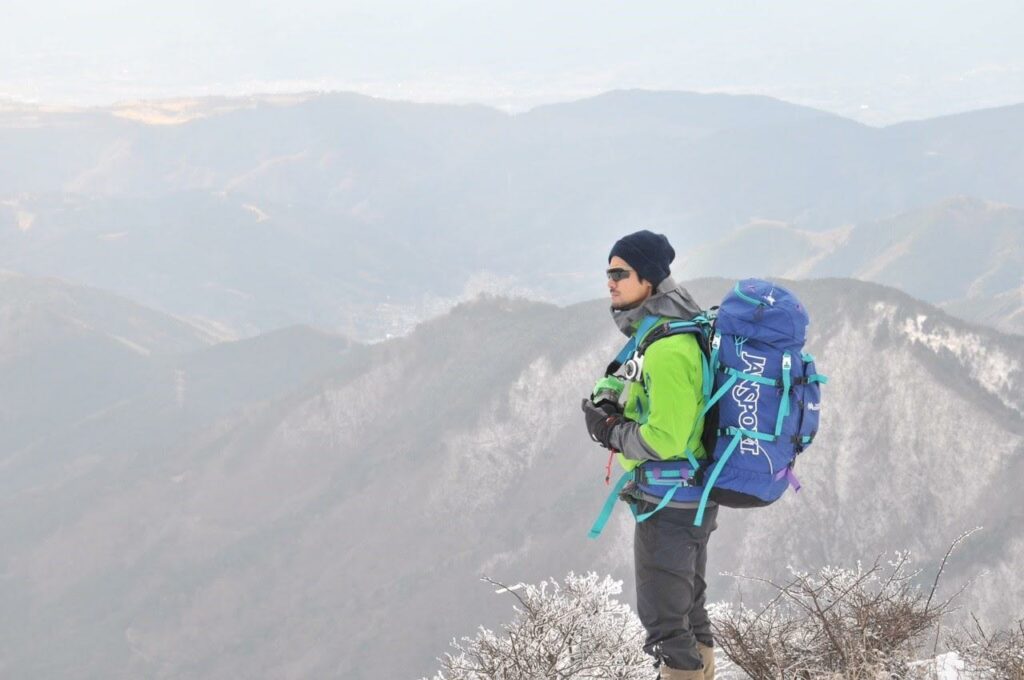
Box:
[588,470,633,539]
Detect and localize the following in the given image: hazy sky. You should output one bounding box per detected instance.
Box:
[2,0,1022,123]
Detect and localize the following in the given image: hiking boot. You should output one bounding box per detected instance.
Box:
[696,642,715,680]
[659,664,705,680]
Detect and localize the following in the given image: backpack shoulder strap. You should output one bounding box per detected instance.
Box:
[637,313,713,357]
[604,314,662,376]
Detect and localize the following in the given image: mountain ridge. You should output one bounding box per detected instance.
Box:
[3,276,1021,679]
[2,90,1022,339]
[6,88,1022,129]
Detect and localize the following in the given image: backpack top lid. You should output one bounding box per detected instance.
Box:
[715,279,809,348]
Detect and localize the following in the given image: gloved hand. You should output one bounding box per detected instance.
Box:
[581,398,623,449]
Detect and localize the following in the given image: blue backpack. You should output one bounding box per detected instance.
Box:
[589,279,828,537]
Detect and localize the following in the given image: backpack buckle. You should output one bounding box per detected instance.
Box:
[622,354,644,381]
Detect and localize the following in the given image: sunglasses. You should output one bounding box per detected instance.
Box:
[606,267,635,282]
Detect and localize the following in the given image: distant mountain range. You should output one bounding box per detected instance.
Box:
[2,274,1021,679]
[1,90,1022,338]
[682,196,1024,335]
[0,271,217,456]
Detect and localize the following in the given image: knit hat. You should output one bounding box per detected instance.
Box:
[608,229,675,287]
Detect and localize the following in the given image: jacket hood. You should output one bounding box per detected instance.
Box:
[611,276,703,337]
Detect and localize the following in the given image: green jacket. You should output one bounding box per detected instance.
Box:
[607,278,707,473]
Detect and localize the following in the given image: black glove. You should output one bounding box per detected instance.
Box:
[581,398,622,449]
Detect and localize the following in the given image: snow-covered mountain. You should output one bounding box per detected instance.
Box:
[2,275,1020,679]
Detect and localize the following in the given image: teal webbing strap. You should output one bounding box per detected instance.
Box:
[673,371,735,472]
[634,484,681,522]
[809,374,829,384]
[724,366,778,386]
[684,449,700,472]
[588,471,633,539]
[635,315,662,348]
[724,426,777,442]
[613,337,636,366]
[733,281,762,306]
[706,372,739,410]
[774,352,792,437]
[612,315,661,367]
[694,430,742,527]
[801,352,816,363]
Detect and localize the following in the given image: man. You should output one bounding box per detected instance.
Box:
[582,230,717,680]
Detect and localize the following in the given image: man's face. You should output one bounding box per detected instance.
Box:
[607,255,653,310]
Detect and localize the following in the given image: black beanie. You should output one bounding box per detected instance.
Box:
[608,229,675,287]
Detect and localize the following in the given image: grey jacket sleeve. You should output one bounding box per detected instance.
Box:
[610,420,662,462]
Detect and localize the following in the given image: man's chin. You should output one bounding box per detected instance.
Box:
[611,298,640,311]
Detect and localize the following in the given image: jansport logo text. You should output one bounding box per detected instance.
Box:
[733,350,766,456]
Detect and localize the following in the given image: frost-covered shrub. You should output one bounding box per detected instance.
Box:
[426,535,992,679]
[427,572,651,680]
[949,617,1024,679]
[710,544,970,680]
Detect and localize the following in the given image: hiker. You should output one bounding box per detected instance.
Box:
[582,229,717,680]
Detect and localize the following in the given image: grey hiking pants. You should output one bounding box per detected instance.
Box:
[634,500,718,671]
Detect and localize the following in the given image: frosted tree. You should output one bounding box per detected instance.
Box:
[427,572,652,680]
